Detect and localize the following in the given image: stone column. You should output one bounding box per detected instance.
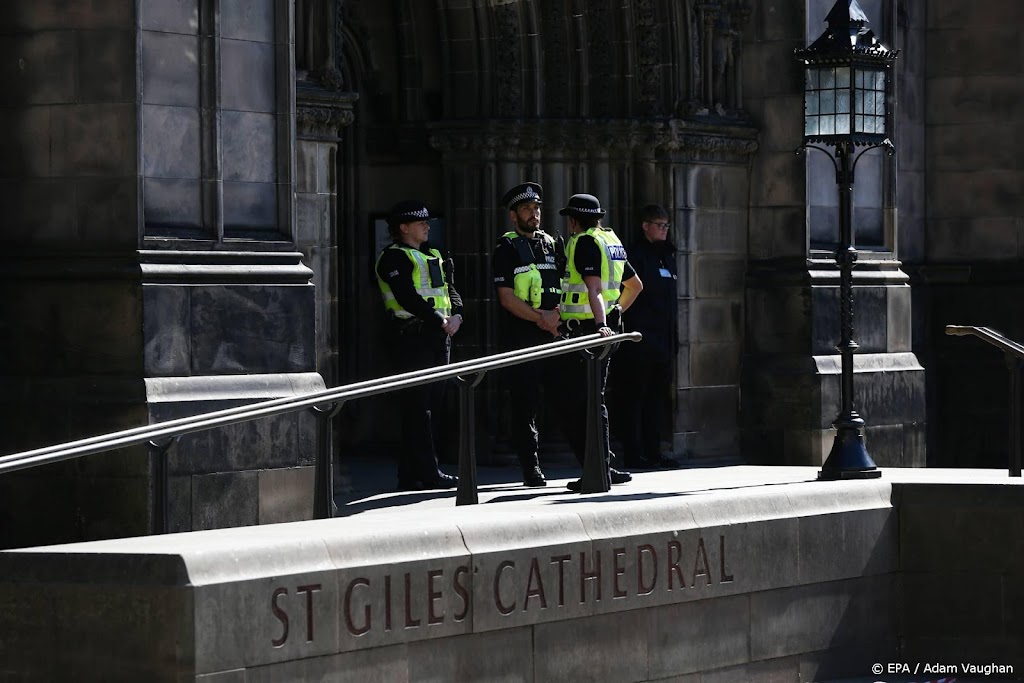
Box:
[295,88,357,387]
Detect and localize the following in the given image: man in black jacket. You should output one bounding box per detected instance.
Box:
[612,204,681,469]
[491,182,564,487]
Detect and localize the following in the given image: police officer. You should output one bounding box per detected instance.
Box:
[611,204,681,469]
[558,193,643,491]
[375,200,463,491]
[492,182,564,487]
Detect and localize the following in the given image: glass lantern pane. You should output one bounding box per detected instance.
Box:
[805,116,818,136]
[855,70,864,88]
[820,115,835,135]
[874,71,886,90]
[855,89,865,115]
[821,68,835,89]
[820,89,835,114]
[806,92,819,115]
[836,113,850,134]
[836,90,850,114]
[864,91,875,116]
[876,93,886,116]
[836,67,850,88]
[807,70,820,89]
[855,115,865,132]
[874,116,886,134]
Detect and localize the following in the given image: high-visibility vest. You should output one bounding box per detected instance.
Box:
[375,243,452,319]
[560,227,626,320]
[500,230,562,309]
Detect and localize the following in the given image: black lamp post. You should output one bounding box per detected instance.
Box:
[795,0,898,480]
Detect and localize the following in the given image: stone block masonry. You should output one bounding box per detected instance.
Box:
[1,470,1023,681]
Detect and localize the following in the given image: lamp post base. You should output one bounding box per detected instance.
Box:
[817,419,881,480]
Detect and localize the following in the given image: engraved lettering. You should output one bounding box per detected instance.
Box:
[271,587,289,647]
[667,540,686,590]
[551,554,571,607]
[693,537,711,587]
[720,535,734,583]
[637,544,658,595]
[384,574,393,632]
[297,584,321,642]
[524,557,547,610]
[453,565,471,621]
[344,578,371,636]
[427,569,445,625]
[404,572,420,628]
[580,550,601,603]
[494,560,516,615]
[612,548,627,598]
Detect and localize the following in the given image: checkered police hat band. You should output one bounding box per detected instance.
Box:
[507,188,541,210]
[571,206,603,213]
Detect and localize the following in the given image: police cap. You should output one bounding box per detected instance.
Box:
[500,182,543,212]
[387,199,437,226]
[558,193,606,218]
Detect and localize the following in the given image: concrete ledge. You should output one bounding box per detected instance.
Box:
[2,468,1024,681]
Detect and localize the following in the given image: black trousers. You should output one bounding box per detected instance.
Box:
[561,323,613,468]
[387,324,451,484]
[610,341,670,462]
[505,353,563,473]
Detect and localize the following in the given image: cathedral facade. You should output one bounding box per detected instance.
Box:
[3,0,1020,546]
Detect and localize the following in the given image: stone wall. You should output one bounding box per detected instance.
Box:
[0,0,326,547]
[3,477,1023,681]
[913,1,1024,468]
[741,0,927,467]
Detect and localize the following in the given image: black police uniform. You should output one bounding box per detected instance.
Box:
[376,241,464,490]
[561,231,637,471]
[612,236,679,467]
[492,227,565,485]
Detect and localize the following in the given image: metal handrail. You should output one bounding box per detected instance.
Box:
[0,332,642,525]
[945,325,1023,477]
[945,325,1024,360]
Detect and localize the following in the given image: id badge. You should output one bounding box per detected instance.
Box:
[658,267,672,278]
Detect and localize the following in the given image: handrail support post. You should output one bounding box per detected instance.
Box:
[580,346,612,494]
[1008,354,1022,477]
[455,372,486,506]
[148,436,179,535]
[310,403,343,519]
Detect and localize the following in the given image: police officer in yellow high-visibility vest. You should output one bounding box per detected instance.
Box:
[558,193,644,492]
[491,182,565,487]
[375,200,463,491]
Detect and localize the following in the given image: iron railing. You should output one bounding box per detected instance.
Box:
[0,332,641,532]
[945,325,1024,477]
